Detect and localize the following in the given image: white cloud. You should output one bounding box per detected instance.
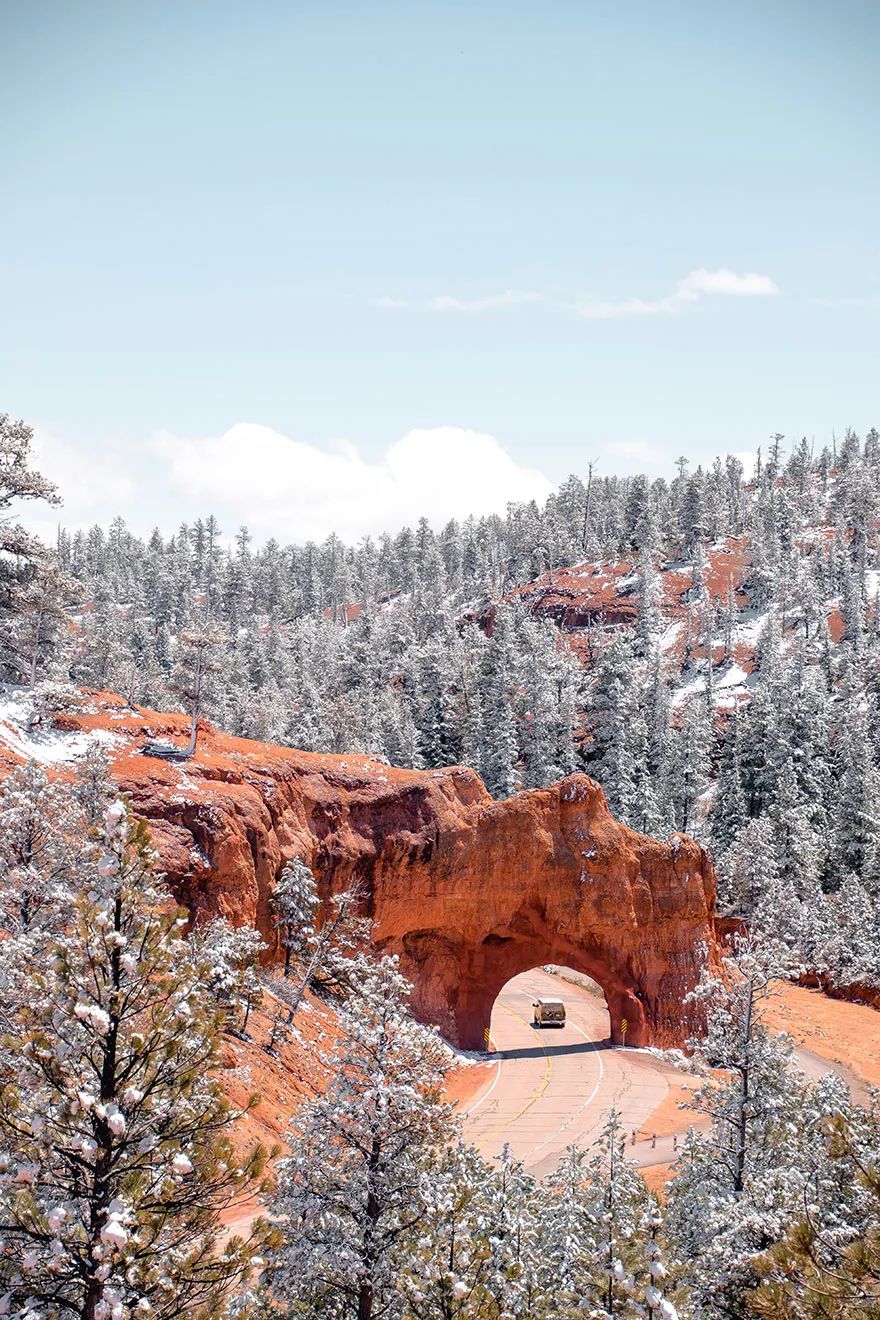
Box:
[376,268,780,320]
[30,427,135,516]
[153,423,553,541]
[732,449,759,479]
[19,427,135,542]
[574,268,779,319]
[572,296,669,320]
[674,268,780,300]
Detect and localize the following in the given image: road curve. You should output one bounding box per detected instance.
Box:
[461,968,700,1179]
[459,967,866,1179]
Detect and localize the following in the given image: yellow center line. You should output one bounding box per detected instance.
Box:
[484,1001,552,1141]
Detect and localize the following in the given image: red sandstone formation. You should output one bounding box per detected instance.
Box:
[504,537,754,627]
[4,693,717,1051]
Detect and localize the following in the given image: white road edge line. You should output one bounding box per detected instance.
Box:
[461,1053,503,1117]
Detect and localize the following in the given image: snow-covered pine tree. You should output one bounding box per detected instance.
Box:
[478,607,520,799]
[73,742,114,828]
[400,1140,513,1320]
[664,695,712,836]
[828,665,880,888]
[0,760,81,943]
[635,549,663,655]
[750,1106,880,1319]
[717,815,781,919]
[0,415,62,684]
[264,957,452,1320]
[194,918,266,1034]
[170,620,228,755]
[482,1143,545,1319]
[516,614,579,790]
[582,1110,661,1318]
[533,1143,592,1313]
[7,554,81,687]
[666,932,807,1316]
[415,631,462,770]
[586,633,638,822]
[0,799,272,1319]
[270,856,319,977]
[822,873,880,986]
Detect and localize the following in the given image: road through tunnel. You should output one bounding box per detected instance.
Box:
[447,931,651,1051]
[489,965,612,1050]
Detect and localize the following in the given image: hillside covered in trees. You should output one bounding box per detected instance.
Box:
[5,417,880,990]
[4,413,880,1317]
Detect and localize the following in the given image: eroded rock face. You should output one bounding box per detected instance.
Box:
[29,694,717,1049]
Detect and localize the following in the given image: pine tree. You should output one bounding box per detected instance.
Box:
[822,874,880,986]
[7,555,81,687]
[0,415,63,684]
[195,918,266,1034]
[170,621,228,755]
[636,550,663,655]
[400,1141,511,1320]
[587,634,638,821]
[829,671,880,888]
[665,697,712,835]
[264,958,452,1320]
[0,761,81,943]
[271,857,318,977]
[667,933,805,1316]
[270,880,373,1022]
[73,743,114,828]
[483,1143,545,1319]
[710,702,748,854]
[751,1111,880,1319]
[542,1113,680,1318]
[0,799,272,1319]
[479,609,520,799]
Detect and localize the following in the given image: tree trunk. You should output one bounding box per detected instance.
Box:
[28,606,44,687]
[581,462,595,552]
[733,984,754,1196]
[187,649,204,756]
[83,892,124,1318]
[359,1135,383,1320]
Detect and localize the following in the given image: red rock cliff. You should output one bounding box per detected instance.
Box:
[10,693,717,1050]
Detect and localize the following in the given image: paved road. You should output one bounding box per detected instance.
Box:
[461,968,701,1178]
[460,968,864,1179]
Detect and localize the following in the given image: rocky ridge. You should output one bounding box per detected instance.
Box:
[0,689,717,1050]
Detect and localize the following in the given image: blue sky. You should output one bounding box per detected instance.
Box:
[2,1,878,540]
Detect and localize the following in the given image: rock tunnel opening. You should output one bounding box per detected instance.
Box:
[487,965,612,1056]
[440,931,652,1052]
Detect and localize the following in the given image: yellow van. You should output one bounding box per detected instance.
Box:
[532,997,566,1028]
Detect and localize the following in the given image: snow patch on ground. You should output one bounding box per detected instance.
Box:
[660,620,683,653]
[444,1044,494,1067]
[0,691,124,765]
[671,673,706,708]
[732,608,773,646]
[716,662,750,690]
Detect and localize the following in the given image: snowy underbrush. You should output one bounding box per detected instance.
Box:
[0,683,123,765]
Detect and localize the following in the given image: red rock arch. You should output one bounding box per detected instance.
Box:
[58,698,716,1052]
[367,775,715,1049]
